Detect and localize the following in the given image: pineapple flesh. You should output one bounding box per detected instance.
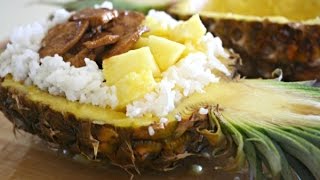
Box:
[134,35,186,72]
[170,14,206,43]
[103,47,160,85]
[142,16,170,37]
[115,70,156,109]
[147,35,185,71]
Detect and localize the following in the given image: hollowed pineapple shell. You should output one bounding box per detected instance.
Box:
[0,77,212,171]
[169,0,320,81]
[2,76,320,179]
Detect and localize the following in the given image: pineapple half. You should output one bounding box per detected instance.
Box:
[168,0,320,81]
[1,77,320,179]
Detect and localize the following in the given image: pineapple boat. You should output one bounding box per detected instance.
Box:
[169,0,320,81]
[0,2,320,179]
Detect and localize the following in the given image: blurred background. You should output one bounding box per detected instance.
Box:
[0,0,68,41]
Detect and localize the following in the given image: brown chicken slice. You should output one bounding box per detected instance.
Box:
[83,33,120,49]
[104,11,145,35]
[39,9,147,67]
[71,8,119,27]
[65,48,96,68]
[102,11,147,59]
[103,26,148,59]
[39,20,89,58]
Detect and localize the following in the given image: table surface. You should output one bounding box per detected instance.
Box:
[0,0,60,41]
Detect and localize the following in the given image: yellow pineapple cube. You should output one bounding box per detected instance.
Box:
[115,70,156,109]
[181,41,198,58]
[170,14,206,43]
[142,16,169,37]
[103,47,160,85]
[148,35,185,71]
[133,37,149,49]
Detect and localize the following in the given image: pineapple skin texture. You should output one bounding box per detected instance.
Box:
[205,18,320,81]
[0,78,209,171]
[170,14,320,81]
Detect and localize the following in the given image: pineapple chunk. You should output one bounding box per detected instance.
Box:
[133,37,149,49]
[170,14,206,43]
[148,35,185,71]
[103,47,160,85]
[181,41,198,58]
[115,70,156,109]
[142,16,169,37]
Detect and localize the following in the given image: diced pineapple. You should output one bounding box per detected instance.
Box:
[142,16,169,37]
[148,35,185,71]
[103,47,160,85]
[170,14,206,43]
[115,70,156,109]
[133,37,149,49]
[181,41,198,58]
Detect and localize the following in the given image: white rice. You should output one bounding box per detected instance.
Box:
[199,107,209,115]
[175,114,182,122]
[94,1,113,9]
[0,7,118,108]
[148,126,155,136]
[0,6,230,119]
[147,9,180,28]
[0,22,46,81]
[160,117,168,124]
[49,9,72,28]
[32,56,118,107]
[159,117,169,129]
[0,8,71,83]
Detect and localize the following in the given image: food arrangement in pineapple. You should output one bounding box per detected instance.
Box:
[0,1,320,180]
[50,0,320,81]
